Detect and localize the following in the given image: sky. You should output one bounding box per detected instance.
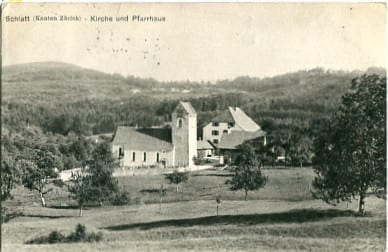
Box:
[2,3,386,81]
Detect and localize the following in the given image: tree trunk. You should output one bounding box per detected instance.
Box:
[244,190,248,201]
[159,197,162,212]
[358,192,365,215]
[176,184,179,193]
[79,205,83,217]
[40,193,46,207]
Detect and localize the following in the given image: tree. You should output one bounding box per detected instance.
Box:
[158,184,167,212]
[68,141,119,216]
[227,144,267,200]
[22,148,61,207]
[313,74,386,214]
[1,148,21,203]
[164,171,188,192]
[289,133,313,168]
[68,167,92,217]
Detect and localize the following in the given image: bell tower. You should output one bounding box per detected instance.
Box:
[171,102,197,167]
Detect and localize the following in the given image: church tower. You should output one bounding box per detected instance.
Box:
[171,101,197,167]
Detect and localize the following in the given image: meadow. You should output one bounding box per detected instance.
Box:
[2,168,386,251]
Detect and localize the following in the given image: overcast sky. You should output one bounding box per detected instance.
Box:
[3,3,386,81]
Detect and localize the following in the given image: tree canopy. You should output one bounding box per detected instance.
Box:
[312,74,386,214]
[227,144,267,200]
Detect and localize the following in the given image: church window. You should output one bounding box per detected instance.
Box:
[132,152,135,161]
[119,147,124,158]
[156,153,160,162]
[144,152,147,161]
[177,118,183,128]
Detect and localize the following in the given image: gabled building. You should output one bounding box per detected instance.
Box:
[202,106,264,146]
[112,101,197,168]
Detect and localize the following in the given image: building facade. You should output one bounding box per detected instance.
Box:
[112,101,197,168]
[202,106,262,145]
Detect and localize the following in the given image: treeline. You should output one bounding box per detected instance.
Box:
[2,63,385,170]
[2,92,332,136]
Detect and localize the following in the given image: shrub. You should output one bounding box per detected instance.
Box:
[74,224,86,241]
[133,197,144,205]
[85,231,103,242]
[110,190,131,206]
[48,231,66,243]
[26,224,103,244]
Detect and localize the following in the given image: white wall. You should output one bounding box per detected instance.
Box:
[203,122,242,144]
[123,149,174,168]
[188,114,197,167]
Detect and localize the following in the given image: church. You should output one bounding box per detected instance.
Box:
[112,101,197,168]
[111,101,266,168]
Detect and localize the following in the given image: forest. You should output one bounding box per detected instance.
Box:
[2,62,386,170]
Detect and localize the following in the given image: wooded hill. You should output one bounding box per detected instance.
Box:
[2,61,384,135]
[2,61,385,168]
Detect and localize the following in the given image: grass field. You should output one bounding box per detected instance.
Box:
[2,168,386,251]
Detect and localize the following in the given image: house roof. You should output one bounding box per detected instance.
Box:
[217,130,266,150]
[179,101,196,116]
[112,126,174,151]
[197,140,215,150]
[228,107,261,132]
[212,110,234,123]
[210,107,261,131]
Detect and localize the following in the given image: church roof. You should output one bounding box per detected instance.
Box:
[112,126,174,151]
[217,130,266,150]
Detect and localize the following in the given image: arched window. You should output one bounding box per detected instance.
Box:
[156,153,160,162]
[144,152,147,162]
[177,118,183,128]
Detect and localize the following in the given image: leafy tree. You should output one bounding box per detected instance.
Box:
[68,141,118,216]
[165,171,188,192]
[22,148,62,207]
[1,148,21,203]
[87,142,119,202]
[68,167,91,217]
[227,145,267,200]
[313,74,386,214]
[289,133,313,167]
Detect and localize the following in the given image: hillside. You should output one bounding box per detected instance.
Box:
[1,61,385,135]
[2,62,225,104]
[3,62,384,105]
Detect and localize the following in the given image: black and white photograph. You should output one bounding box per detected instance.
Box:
[1,3,386,251]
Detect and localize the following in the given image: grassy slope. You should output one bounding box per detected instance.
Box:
[2,168,386,251]
[117,168,316,204]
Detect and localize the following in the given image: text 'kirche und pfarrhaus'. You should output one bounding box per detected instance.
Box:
[4,15,166,23]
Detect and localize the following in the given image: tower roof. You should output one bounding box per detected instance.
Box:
[179,101,196,116]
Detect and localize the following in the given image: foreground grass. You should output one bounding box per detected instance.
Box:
[2,168,385,251]
[2,196,385,251]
